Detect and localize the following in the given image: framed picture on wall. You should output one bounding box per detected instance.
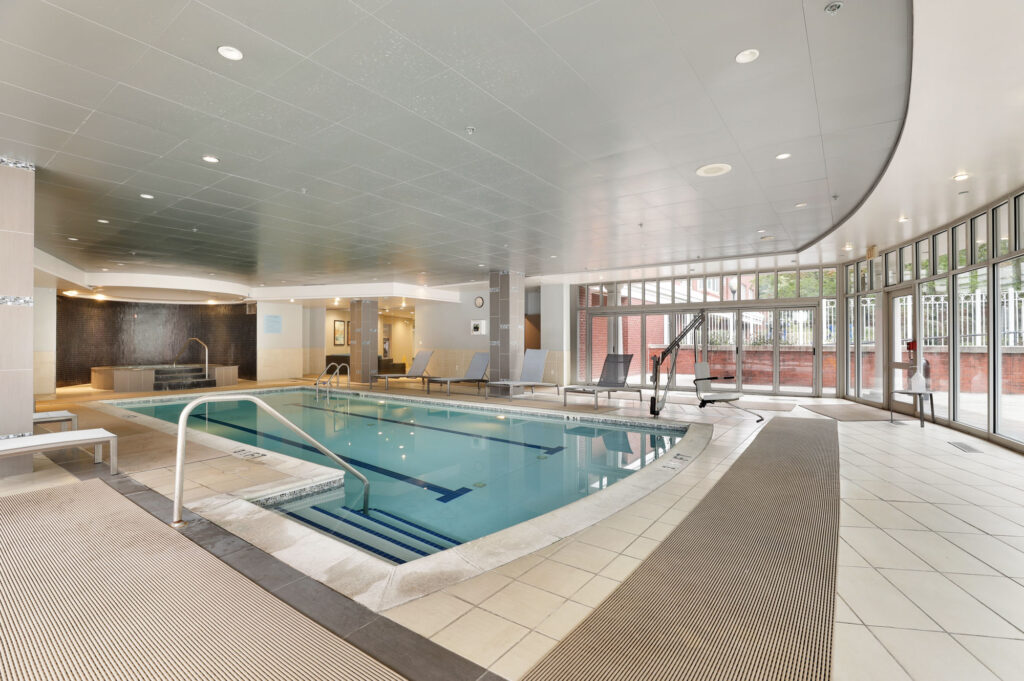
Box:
[334,319,347,346]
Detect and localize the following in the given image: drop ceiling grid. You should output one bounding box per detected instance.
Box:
[0,0,910,284]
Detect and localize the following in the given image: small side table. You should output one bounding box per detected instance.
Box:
[890,390,935,428]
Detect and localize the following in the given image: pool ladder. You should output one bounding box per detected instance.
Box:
[315,362,350,399]
[168,394,370,527]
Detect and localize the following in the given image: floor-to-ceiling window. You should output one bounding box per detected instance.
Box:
[858,294,883,402]
[997,256,1024,441]
[920,278,950,419]
[955,268,989,429]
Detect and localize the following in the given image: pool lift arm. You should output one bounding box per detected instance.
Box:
[649,310,705,417]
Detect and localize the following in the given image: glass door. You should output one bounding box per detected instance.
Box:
[706,311,737,389]
[888,289,916,414]
[779,307,816,394]
[643,313,671,387]
[739,310,774,392]
[671,312,697,389]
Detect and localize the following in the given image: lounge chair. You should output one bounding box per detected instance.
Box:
[426,352,489,396]
[372,350,434,391]
[486,349,560,401]
[563,353,643,409]
[693,361,764,422]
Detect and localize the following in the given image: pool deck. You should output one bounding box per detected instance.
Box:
[12,377,1024,680]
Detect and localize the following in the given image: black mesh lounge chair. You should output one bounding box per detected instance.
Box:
[372,350,433,391]
[426,352,489,396]
[486,349,559,401]
[563,353,643,409]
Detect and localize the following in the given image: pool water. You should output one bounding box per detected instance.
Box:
[123,389,687,563]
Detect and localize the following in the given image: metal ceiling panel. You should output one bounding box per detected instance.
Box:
[5,0,910,285]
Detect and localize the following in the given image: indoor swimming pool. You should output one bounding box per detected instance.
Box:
[117,389,688,563]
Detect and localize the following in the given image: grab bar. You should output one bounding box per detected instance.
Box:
[314,362,350,399]
[172,337,209,379]
[169,394,370,527]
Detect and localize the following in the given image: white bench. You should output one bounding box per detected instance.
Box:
[33,410,78,431]
[0,429,118,474]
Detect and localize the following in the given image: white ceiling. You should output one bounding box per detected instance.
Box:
[808,0,1024,264]
[2,0,910,288]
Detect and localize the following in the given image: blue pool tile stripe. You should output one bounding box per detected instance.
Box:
[190,413,473,503]
[370,508,463,546]
[297,402,566,456]
[280,510,407,564]
[310,506,439,555]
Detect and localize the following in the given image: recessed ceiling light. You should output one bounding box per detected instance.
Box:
[842,242,854,251]
[217,45,243,61]
[207,299,217,305]
[756,229,766,234]
[101,268,109,272]
[208,272,215,276]
[117,263,125,266]
[760,235,775,241]
[898,216,910,223]
[795,202,808,208]
[97,219,109,224]
[775,153,792,160]
[289,298,295,303]
[419,271,427,274]
[478,263,485,267]
[139,193,154,199]
[67,236,78,241]
[94,293,106,301]
[735,48,760,64]
[259,283,265,287]
[696,163,732,177]
[201,155,220,164]
[550,255,557,259]
[953,172,969,182]
[64,290,78,296]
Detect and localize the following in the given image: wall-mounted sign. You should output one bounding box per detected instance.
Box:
[471,319,487,335]
[264,314,282,334]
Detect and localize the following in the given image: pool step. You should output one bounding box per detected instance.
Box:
[280,504,462,565]
[153,366,216,391]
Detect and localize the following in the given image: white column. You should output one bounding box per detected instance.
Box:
[33,287,56,398]
[0,161,35,476]
[541,283,570,385]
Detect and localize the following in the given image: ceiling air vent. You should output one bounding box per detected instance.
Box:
[246,302,257,315]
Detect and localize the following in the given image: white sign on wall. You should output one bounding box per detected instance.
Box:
[471,319,487,335]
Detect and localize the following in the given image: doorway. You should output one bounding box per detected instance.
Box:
[888,288,916,416]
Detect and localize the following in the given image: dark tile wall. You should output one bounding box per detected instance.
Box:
[56,297,256,386]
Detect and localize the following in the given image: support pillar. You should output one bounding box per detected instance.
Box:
[350,299,379,384]
[489,271,524,388]
[0,160,36,477]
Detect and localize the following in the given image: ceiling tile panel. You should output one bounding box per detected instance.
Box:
[0,0,148,79]
[198,0,367,55]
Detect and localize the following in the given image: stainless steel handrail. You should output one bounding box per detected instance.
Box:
[172,337,209,379]
[169,394,370,527]
[314,362,350,398]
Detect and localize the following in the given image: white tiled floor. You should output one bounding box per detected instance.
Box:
[23,388,1024,680]
[384,396,1024,680]
[834,418,1024,681]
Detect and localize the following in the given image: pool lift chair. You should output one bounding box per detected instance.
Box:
[649,310,763,423]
